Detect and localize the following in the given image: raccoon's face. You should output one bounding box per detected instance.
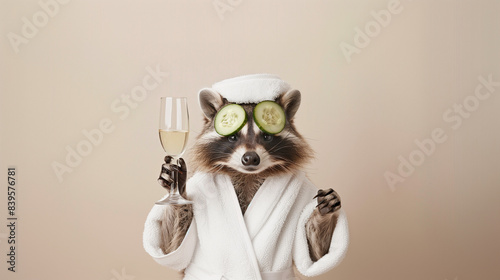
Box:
[192,89,312,176]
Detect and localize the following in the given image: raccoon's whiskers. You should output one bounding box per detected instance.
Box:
[266,132,292,153]
[209,154,232,160]
[204,163,225,174]
[272,155,305,169]
[213,164,225,173]
[266,144,296,154]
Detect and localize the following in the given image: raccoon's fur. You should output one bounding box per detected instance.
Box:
[158,89,341,264]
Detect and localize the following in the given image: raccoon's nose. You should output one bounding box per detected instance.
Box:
[242,152,260,166]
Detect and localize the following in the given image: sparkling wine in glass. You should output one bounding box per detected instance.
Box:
[156,97,193,205]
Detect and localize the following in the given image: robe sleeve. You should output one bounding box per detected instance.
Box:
[143,203,198,271]
[292,187,349,277]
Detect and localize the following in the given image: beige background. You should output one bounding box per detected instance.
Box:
[1,0,500,279]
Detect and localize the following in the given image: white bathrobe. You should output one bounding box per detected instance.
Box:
[143,171,349,280]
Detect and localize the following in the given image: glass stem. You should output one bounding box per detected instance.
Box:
[170,157,179,197]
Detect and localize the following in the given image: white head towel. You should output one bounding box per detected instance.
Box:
[207,74,291,104]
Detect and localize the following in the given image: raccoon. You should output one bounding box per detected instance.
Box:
[157,87,342,264]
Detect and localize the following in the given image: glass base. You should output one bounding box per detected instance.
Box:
[155,194,193,205]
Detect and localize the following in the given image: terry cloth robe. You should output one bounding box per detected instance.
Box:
[143,171,349,280]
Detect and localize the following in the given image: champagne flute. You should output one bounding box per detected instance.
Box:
[156,97,193,205]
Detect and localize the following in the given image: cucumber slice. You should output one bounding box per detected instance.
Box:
[214,104,247,136]
[253,101,286,134]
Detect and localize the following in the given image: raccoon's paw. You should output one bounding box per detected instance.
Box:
[158,156,187,196]
[314,188,341,215]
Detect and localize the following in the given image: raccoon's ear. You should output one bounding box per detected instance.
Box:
[278,89,301,120]
[199,88,224,119]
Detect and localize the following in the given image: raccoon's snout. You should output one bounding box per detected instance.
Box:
[241,151,260,166]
